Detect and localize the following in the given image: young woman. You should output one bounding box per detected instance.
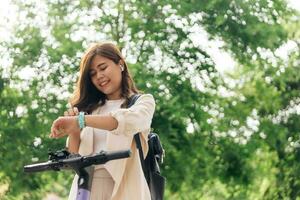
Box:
[49,42,154,200]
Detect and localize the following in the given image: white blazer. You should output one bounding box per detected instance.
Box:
[69,94,155,200]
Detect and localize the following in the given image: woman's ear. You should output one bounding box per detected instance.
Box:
[118,60,124,66]
[119,60,125,71]
[120,64,124,71]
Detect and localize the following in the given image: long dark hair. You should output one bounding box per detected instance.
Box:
[69,42,139,113]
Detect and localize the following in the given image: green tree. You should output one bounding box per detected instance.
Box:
[0,0,299,199]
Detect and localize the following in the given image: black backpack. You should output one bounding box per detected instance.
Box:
[128,94,166,200]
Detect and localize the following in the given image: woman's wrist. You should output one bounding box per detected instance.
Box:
[77,112,86,129]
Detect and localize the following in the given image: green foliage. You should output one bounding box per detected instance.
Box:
[0,0,299,199]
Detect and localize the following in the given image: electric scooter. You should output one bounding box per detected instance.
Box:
[24,149,131,200]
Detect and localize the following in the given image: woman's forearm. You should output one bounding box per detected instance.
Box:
[66,115,118,152]
[84,115,118,131]
[67,135,80,153]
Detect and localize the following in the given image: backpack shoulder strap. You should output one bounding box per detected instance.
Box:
[134,134,148,181]
[127,94,141,107]
[128,94,148,180]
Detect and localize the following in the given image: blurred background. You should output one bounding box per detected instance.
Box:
[0,0,300,199]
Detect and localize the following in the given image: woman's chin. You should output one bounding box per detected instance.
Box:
[96,86,109,93]
[99,88,112,96]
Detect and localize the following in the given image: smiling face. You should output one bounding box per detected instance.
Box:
[71,42,139,113]
[89,55,123,100]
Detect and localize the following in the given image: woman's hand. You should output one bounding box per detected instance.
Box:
[64,106,79,116]
[49,115,81,138]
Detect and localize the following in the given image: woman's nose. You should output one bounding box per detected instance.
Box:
[96,71,104,79]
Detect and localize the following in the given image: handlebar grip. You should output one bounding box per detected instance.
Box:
[24,161,58,173]
[106,150,131,160]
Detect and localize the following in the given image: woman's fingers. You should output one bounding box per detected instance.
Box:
[49,117,70,138]
[64,107,79,116]
[49,129,56,138]
[49,128,65,138]
[59,132,68,138]
[73,107,79,115]
[56,128,67,138]
[50,126,65,138]
[49,116,79,139]
[50,118,62,138]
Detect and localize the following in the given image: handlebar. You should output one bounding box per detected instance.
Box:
[24,150,131,173]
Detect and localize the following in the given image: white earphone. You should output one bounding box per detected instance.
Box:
[120,64,124,71]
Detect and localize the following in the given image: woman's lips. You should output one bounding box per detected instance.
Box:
[99,80,109,87]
